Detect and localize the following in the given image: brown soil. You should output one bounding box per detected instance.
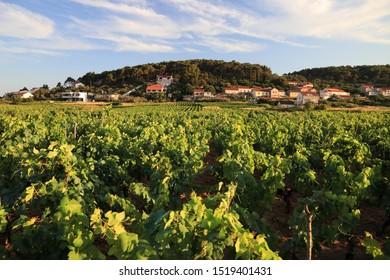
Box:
[192,145,220,187]
[264,191,388,260]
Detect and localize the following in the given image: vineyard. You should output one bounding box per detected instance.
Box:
[0,103,389,260]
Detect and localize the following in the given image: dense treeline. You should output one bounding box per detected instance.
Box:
[78,60,284,94]
[75,61,390,95]
[287,65,390,92]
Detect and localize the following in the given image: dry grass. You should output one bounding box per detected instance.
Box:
[327,106,390,112]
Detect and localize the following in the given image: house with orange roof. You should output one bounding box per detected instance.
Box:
[146,84,166,93]
[224,87,239,95]
[193,88,214,99]
[375,88,390,97]
[252,87,283,99]
[320,88,350,100]
[237,86,252,94]
[358,85,374,93]
[296,92,319,106]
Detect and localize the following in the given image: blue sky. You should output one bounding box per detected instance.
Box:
[0,0,389,94]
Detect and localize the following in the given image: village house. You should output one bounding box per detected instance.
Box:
[287,87,316,98]
[30,87,40,94]
[224,86,254,95]
[252,87,285,99]
[156,75,173,87]
[372,88,390,97]
[193,89,214,99]
[237,86,252,94]
[287,89,301,98]
[320,88,350,100]
[146,84,166,93]
[296,92,320,106]
[358,85,374,93]
[252,87,272,98]
[18,90,34,99]
[301,87,317,93]
[61,92,89,102]
[224,87,240,95]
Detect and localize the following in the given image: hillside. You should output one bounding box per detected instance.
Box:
[286,65,390,92]
[75,60,390,95]
[77,59,283,94]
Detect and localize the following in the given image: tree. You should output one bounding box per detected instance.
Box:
[33,88,50,100]
[204,85,216,94]
[10,94,22,104]
[64,77,75,88]
[304,101,315,110]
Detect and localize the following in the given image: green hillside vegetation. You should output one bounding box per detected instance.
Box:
[4,61,389,102]
[286,65,390,93]
[77,59,288,95]
[75,60,389,97]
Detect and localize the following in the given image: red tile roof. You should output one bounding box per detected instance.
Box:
[146,85,164,91]
[323,88,346,92]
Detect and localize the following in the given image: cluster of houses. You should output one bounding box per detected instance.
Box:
[15,83,119,102]
[358,85,390,97]
[12,75,389,106]
[146,76,386,107]
[188,81,353,107]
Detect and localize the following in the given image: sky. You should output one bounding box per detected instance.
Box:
[0,0,389,94]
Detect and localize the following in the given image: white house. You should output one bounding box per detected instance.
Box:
[237,86,252,94]
[61,92,89,102]
[193,89,214,99]
[156,75,173,87]
[18,90,33,99]
[358,85,374,93]
[375,88,390,97]
[224,87,240,95]
[296,92,320,106]
[320,88,350,100]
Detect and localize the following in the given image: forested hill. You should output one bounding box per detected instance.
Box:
[78,59,283,93]
[77,60,390,94]
[287,65,390,89]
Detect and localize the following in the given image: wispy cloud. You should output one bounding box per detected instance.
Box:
[0,0,389,59]
[0,2,54,39]
[197,36,265,53]
[251,0,390,43]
